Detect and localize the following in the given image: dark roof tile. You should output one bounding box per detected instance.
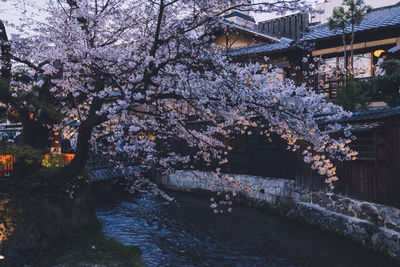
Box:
[227,42,293,56]
[317,106,400,125]
[301,2,400,42]
[224,11,256,23]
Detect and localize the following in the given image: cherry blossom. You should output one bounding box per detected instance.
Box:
[0,0,356,191]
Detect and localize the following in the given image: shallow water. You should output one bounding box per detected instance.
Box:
[96,191,397,267]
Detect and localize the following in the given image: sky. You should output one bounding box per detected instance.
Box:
[1,0,400,35]
[252,0,400,21]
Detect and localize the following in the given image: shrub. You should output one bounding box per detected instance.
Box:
[335,76,369,111]
[370,59,400,107]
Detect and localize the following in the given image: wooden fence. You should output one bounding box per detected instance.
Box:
[295,121,400,208]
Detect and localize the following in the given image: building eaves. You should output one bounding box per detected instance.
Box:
[222,19,281,42]
[226,37,299,56]
[301,2,400,42]
[316,106,400,125]
[224,11,256,23]
[227,42,291,56]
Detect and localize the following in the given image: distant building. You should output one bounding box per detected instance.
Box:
[208,2,400,208]
[257,13,309,42]
[310,0,400,25]
[224,10,256,30]
[301,1,400,100]
[213,11,281,51]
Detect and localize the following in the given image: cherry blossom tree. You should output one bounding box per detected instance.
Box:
[0,0,357,190]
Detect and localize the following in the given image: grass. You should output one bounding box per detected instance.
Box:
[17,219,143,267]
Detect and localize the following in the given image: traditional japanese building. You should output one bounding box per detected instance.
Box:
[301,2,400,101]
[209,3,400,208]
[214,11,281,51]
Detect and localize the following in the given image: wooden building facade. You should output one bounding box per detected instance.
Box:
[301,2,400,101]
[258,12,310,42]
[207,5,400,208]
[296,108,400,208]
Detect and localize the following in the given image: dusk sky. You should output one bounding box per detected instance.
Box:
[1,0,400,35]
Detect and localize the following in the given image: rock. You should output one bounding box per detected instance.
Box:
[371,233,381,248]
[275,187,281,195]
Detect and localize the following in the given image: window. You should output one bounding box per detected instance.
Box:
[353,53,372,78]
[218,134,246,152]
[258,133,279,150]
[320,57,338,79]
[350,132,376,160]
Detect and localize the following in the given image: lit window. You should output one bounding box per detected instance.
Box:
[353,53,372,78]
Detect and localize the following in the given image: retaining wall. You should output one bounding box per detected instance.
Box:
[162,170,400,261]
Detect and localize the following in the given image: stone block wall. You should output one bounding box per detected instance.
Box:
[162,170,400,262]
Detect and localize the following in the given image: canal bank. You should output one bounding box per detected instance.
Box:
[96,188,397,267]
[161,171,400,264]
[0,181,143,267]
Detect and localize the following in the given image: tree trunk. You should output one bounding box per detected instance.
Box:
[0,20,11,80]
[342,31,347,85]
[351,24,354,72]
[59,122,93,178]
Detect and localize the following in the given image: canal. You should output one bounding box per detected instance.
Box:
[96,190,397,267]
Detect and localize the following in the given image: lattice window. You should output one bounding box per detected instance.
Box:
[258,132,279,150]
[218,134,246,152]
[351,132,376,160]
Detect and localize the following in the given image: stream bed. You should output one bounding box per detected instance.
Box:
[96,190,397,267]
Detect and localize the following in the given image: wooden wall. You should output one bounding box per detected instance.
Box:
[181,119,400,208]
[222,133,296,179]
[295,120,400,208]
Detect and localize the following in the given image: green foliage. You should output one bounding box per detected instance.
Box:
[0,78,11,120]
[335,76,369,111]
[41,154,67,168]
[343,0,372,24]
[328,6,347,32]
[369,59,400,107]
[328,0,372,71]
[17,218,143,266]
[0,141,44,169]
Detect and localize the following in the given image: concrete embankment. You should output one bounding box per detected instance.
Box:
[162,171,400,263]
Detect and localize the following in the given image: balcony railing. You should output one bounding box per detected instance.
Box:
[314,75,374,101]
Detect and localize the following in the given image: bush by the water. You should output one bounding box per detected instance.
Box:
[14,218,143,266]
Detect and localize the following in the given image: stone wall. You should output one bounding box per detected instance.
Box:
[162,170,400,262]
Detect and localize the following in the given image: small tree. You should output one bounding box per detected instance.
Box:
[328,6,348,83]
[335,76,369,111]
[370,60,400,107]
[343,0,372,72]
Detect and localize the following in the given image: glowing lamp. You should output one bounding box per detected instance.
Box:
[374,49,385,57]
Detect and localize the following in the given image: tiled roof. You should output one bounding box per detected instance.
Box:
[222,19,281,42]
[224,11,256,23]
[301,2,400,42]
[317,106,400,125]
[389,45,400,53]
[227,42,292,56]
[343,106,400,122]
